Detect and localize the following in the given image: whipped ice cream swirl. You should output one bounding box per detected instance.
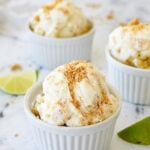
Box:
[29,0,92,38]
[34,61,118,127]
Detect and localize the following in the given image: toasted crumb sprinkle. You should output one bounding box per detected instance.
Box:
[120,18,140,27]
[63,61,88,83]
[86,2,101,9]
[34,15,40,22]
[58,7,69,14]
[128,18,147,32]
[10,64,22,71]
[119,22,127,26]
[14,133,19,138]
[122,18,149,33]
[56,0,62,3]
[128,18,140,26]
[63,61,88,108]
[31,107,40,118]
[42,0,62,12]
[106,10,114,19]
[42,4,55,12]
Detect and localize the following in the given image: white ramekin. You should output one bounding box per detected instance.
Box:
[106,49,150,105]
[27,24,94,69]
[24,82,121,150]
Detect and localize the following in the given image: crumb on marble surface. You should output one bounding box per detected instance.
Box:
[86,2,101,9]
[10,64,22,71]
[106,10,114,19]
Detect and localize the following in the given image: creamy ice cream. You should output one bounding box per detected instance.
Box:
[33,61,119,127]
[108,18,150,69]
[29,0,92,38]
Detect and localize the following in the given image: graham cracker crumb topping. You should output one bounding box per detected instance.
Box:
[31,107,40,118]
[128,18,140,26]
[42,4,56,12]
[42,0,62,12]
[58,7,69,14]
[120,18,141,27]
[63,61,88,108]
[119,22,127,26]
[63,61,88,84]
[122,18,149,33]
[34,15,40,22]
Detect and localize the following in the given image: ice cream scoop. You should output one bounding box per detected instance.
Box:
[29,0,92,38]
[34,61,119,127]
[108,18,150,69]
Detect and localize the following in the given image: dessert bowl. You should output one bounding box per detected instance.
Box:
[27,0,94,69]
[24,81,121,150]
[106,49,150,105]
[27,24,94,69]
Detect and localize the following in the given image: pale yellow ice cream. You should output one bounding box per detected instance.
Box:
[33,61,119,127]
[108,19,150,69]
[29,0,92,38]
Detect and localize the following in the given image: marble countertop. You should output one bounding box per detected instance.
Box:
[0,0,150,150]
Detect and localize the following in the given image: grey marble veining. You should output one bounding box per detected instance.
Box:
[0,0,150,150]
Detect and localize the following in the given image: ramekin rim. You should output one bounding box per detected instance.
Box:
[27,20,95,41]
[24,81,121,131]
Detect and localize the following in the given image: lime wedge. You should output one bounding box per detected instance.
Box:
[118,116,150,145]
[0,70,38,95]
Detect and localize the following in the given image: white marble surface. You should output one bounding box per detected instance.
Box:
[0,0,150,150]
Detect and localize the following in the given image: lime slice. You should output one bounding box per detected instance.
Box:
[0,70,38,95]
[118,116,150,145]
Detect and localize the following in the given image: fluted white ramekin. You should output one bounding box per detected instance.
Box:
[24,82,121,150]
[27,24,94,69]
[106,49,150,105]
